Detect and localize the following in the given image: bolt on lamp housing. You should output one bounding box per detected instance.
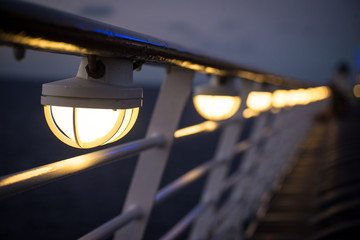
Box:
[41,57,142,149]
[193,77,241,121]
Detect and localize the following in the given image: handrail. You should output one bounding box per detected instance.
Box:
[155,160,218,205]
[79,206,143,240]
[0,119,232,200]
[0,1,308,88]
[0,135,165,199]
[159,202,211,240]
[158,154,259,240]
[76,137,252,240]
[78,138,251,240]
[174,121,220,139]
[155,139,252,205]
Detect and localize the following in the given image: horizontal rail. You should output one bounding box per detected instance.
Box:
[84,161,243,240]
[159,202,211,240]
[79,206,143,240]
[0,1,307,88]
[221,170,243,193]
[174,121,219,139]
[0,135,165,199]
[155,160,218,205]
[158,164,251,240]
[174,119,246,140]
[155,139,251,205]
[0,119,241,200]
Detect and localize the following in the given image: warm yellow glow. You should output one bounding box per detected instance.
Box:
[163,59,227,76]
[286,90,299,106]
[193,95,241,121]
[0,31,92,54]
[51,106,75,140]
[0,167,53,187]
[309,86,330,102]
[272,90,289,108]
[353,84,360,98]
[246,91,272,112]
[44,106,139,148]
[74,108,122,148]
[294,89,311,105]
[106,108,139,144]
[243,87,331,113]
[242,108,260,119]
[280,86,331,106]
[174,121,218,138]
[0,152,104,187]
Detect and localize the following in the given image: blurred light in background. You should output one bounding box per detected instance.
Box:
[246,91,272,112]
[174,121,218,138]
[353,84,360,98]
[272,90,289,108]
[193,95,241,121]
[245,86,330,115]
[242,108,260,119]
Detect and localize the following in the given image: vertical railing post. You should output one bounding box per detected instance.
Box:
[213,88,271,236]
[113,67,194,240]
[240,108,289,219]
[189,79,253,240]
[241,103,319,224]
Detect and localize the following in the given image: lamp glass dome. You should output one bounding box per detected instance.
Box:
[44,105,139,148]
[272,90,289,108]
[193,95,241,121]
[246,91,272,112]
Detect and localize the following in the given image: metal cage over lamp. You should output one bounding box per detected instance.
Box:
[41,57,143,148]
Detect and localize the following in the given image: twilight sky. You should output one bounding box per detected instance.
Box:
[0,0,359,85]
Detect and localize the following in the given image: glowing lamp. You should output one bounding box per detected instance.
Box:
[246,91,272,112]
[193,77,241,121]
[41,57,142,148]
[354,84,360,98]
[286,90,299,107]
[242,108,259,119]
[272,90,289,108]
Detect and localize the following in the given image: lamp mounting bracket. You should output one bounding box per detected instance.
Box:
[86,55,105,79]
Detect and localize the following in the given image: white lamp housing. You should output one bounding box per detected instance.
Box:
[193,76,241,121]
[41,57,142,148]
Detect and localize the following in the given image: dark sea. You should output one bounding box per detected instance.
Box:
[0,79,251,240]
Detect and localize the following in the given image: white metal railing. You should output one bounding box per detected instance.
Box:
[0,2,330,240]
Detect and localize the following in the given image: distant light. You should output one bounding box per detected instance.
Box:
[353,84,360,98]
[271,108,281,114]
[272,90,289,108]
[249,86,331,113]
[194,95,241,121]
[242,108,260,119]
[246,91,272,112]
[193,77,241,121]
[174,121,218,138]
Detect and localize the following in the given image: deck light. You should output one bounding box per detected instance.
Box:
[41,57,142,148]
[272,90,289,108]
[193,77,241,121]
[246,91,272,112]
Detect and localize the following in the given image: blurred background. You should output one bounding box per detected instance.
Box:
[1,0,360,84]
[0,0,360,239]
